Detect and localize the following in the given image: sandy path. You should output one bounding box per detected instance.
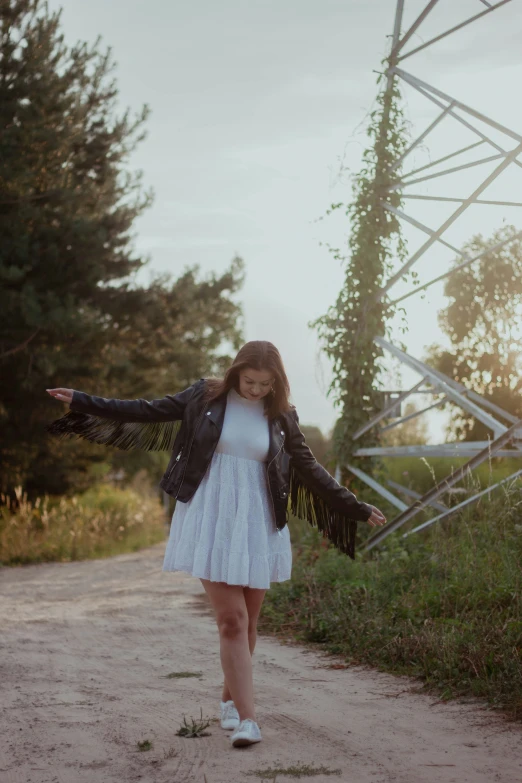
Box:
[1,544,521,783]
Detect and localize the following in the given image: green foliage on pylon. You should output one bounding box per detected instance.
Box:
[311,68,414,482]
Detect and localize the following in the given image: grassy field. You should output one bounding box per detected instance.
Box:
[260,473,522,721]
[0,482,167,566]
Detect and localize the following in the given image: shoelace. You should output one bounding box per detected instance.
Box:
[237,719,259,730]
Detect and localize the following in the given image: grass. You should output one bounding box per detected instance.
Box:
[164,671,203,679]
[176,708,213,738]
[260,470,522,721]
[246,764,342,780]
[0,483,167,566]
[382,455,522,499]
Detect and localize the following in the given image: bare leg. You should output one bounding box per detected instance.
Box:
[200,579,266,721]
[221,586,267,703]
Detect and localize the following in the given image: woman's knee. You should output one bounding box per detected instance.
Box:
[217,609,249,640]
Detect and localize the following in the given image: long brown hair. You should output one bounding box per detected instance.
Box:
[203,341,293,419]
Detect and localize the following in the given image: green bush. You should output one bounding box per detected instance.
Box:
[0,483,167,566]
[261,481,522,720]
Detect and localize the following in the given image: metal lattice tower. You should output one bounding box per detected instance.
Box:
[339,0,522,550]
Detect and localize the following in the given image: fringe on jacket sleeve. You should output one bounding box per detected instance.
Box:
[288,461,358,560]
[46,410,181,452]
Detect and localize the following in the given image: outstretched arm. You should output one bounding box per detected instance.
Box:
[46,379,204,423]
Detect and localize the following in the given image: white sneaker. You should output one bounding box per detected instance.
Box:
[220,699,240,730]
[230,718,262,747]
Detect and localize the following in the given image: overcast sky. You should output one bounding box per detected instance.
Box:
[49,0,522,438]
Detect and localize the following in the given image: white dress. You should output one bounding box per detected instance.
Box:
[162,386,293,589]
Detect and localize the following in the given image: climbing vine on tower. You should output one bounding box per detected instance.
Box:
[311,69,414,483]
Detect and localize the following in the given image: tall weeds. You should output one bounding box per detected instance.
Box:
[0,483,166,566]
[261,477,522,720]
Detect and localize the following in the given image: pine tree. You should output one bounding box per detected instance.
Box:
[0,1,244,498]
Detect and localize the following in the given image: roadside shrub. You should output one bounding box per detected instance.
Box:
[262,481,522,720]
[0,483,166,566]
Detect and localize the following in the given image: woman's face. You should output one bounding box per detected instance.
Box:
[238,367,275,401]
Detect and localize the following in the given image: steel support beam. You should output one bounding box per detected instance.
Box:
[389,102,453,173]
[345,463,409,512]
[464,390,520,425]
[390,0,440,58]
[379,340,517,421]
[400,140,485,179]
[379,395,447,433]
[364,419,522,550]
[387,0,404,93]
[404,467,522,536]
[380,138,522,294]
[389,152,504,190]
[395,67,522,143]
[389,229,522,305]
[375,337,509,437]
[402,194,522,207]
[392,70,522,170]
[381,203,468,257]
[386,479,447,512]
[354,444,521,458]
[352,377,429,440]
[397,0,513,61]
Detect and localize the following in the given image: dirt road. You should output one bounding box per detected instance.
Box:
[1,543,521,783]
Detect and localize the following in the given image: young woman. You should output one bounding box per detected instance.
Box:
[47,340,386,748]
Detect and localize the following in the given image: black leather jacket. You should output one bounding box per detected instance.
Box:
[48,378,373,558]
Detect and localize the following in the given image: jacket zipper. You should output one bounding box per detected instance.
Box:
[173,400,209,498]
[166,446,184,481]
[266,432,285,535]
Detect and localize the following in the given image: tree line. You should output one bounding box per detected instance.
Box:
[0,0,244,499]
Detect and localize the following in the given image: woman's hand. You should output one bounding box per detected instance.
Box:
[366,505,387,527]
[46,388,75,405]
